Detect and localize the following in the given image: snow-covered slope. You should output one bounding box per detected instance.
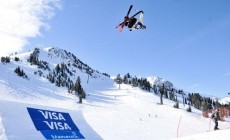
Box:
[174,129,230,140]
[0,47,230,140]
[147,76,230,104]
[147,76,173,89]
[219,96,230,105]
[0,47,111,107]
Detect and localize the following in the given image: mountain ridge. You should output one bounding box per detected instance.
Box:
[2,47,230,104]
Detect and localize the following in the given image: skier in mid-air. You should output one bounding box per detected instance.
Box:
[116,5,146,32]
[124,12,146,31]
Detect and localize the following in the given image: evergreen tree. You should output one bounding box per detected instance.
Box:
[75,76,81,92]
[181,90,185,106]
[131,77,137,87]
[14,57,20,61]
[215,99,221,109]
[146,81,151,91]
[1,57,10,63]
[123,75,128,84]
[14,66,19,74]
[159,84,165,104]
[152,84,157,94]
[20,69,24,77]
[164,89,168,99]
[201,100,209,112]
[173,102,179,109]
[126,73,131,78]
[186,104,192,112]
[27,48,39,65]
[169,89,175,100]
[55,64,60,74]
[116,74,122,89]
[75,76,84,103]
[187,93,193,106]
[14,66,28,79]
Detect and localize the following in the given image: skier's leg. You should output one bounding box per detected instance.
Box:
[136,22,146,29]
[214,121,218,130]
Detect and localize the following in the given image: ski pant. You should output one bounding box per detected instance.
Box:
[214,120,218,130]
[128,18,137,28]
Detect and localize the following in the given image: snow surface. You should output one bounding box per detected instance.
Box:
[1,48,230,140]
[220,96,230,105]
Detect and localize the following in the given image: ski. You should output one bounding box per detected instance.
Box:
[116,10,144,32]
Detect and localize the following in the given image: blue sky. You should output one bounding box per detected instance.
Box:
[1,0,230,98]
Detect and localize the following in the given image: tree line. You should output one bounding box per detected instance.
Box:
[115,73,229,114]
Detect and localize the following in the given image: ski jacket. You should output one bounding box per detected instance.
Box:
[212,111,220,121]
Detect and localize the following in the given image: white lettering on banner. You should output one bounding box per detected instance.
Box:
[51,135,79,139]
[43,121,72,130]
[38,110,66,121]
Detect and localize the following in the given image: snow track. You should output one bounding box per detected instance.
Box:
[0,115,7,140]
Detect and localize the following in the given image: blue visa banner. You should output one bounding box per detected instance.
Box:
[41,130,85,139]
[27,107,85,139]
[27,107,79,131]
[29,119,79,131]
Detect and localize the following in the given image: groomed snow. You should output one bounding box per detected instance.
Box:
[0,49,230,140]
